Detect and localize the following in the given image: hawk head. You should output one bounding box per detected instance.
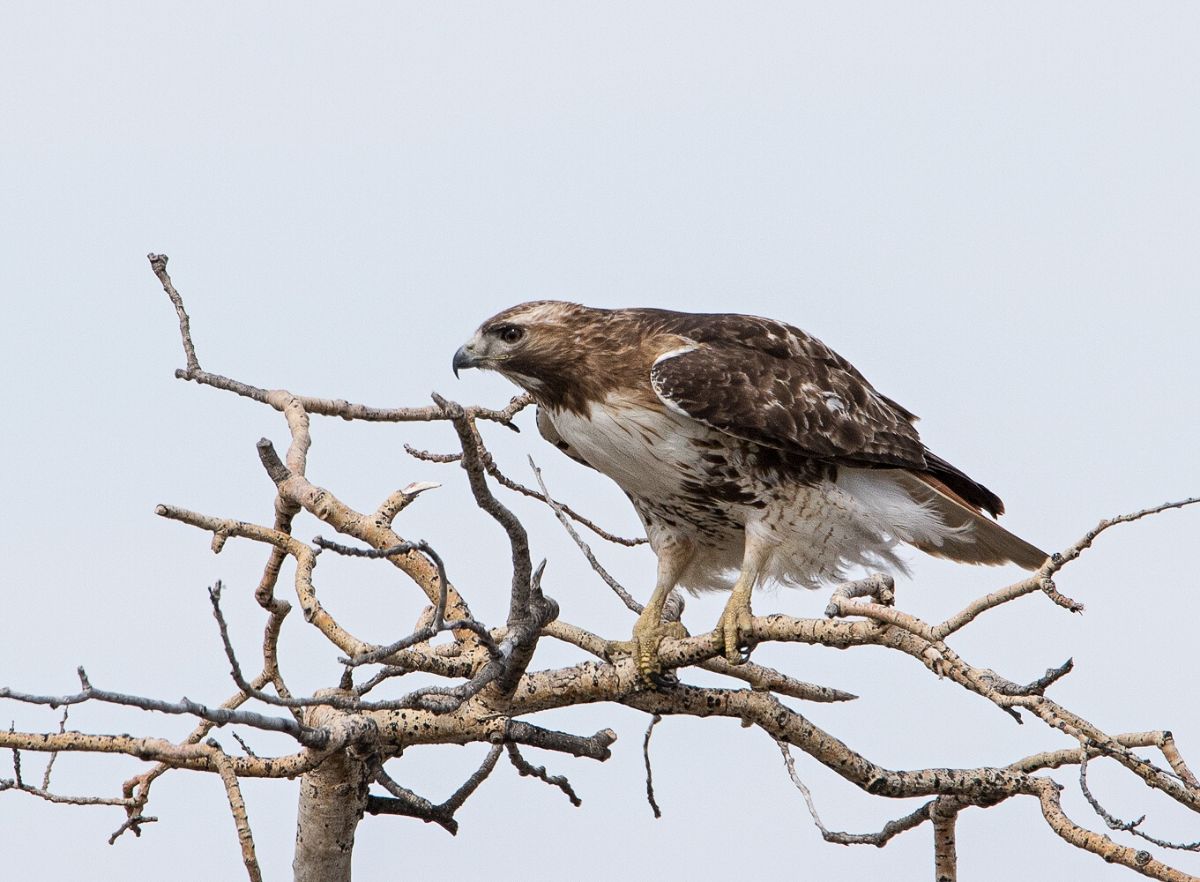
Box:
[453,300,598,393]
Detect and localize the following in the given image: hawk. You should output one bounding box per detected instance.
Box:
[453,302,1047,680]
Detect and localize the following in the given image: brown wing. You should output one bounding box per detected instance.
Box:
[639,310,1044,567]
[649,334,927,469]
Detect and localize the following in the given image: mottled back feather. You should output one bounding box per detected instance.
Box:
[650,339,927,469]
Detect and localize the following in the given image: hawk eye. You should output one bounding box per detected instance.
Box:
[495,325,524,344]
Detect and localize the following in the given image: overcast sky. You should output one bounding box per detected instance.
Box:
[1,3,1198,880]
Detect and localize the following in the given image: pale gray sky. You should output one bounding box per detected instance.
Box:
[1,3,1198,880]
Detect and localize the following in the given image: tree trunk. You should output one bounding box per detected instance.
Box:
[293,708,372,882]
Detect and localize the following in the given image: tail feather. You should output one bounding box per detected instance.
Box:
[895,471,1048,570]
[921,448,1005,517]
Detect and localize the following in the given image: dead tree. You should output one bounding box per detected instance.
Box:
[2,254,1198,881]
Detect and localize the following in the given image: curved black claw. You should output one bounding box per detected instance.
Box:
[649,669,679,690]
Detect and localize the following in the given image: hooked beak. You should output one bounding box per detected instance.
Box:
[452,344,481,378]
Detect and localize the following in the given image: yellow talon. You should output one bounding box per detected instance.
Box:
[713,589,754,665]
[606,615,687,686]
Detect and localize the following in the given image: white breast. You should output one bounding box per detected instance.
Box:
[547,394,709,496]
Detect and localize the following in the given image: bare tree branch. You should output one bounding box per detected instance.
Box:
[40,707,69,791]
[107,815,159,845]
[0,669,324,747]
[1035,779,1199,882]
[642,714,663,819]
[148,253,531,428]
[0,777,134,809]
[405,444,648,547]
[935,496,1200,639]
[931,798,961,882]
[1081,755,1200,852]
[5,258,1196,880]
[210,745,263,882]
[373,481,441,525]
[148,253,200,374]
[529,456,643,612]
[368,743,506,835]
[505,743,582,807]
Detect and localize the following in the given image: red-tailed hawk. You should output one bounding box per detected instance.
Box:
[454,302,1047,680]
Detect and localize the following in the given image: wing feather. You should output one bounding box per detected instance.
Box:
[649,335,926,469]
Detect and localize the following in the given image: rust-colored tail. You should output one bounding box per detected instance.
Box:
[895,469,1048,570]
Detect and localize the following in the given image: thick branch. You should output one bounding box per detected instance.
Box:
[1035,779,1199,882]
[211,746,263,882]
[931,798,961,882]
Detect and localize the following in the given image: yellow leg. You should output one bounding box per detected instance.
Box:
[713,536,770,665]
[606,541,693,685]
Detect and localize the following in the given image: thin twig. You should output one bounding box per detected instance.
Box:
[0,668,325,748]
[977,659,1075,697]
[505,743,582,806]
[0,778,135,808]
[231,733,258,758]
[488,457,646,546]
[776,736,939,847]
[312,537,451,630]
[1050,497,1200,573]
[1081,755,1200,851]
[642,714,663,818]
[403,445,647,546]
[107,815,159,845]
[443,743,506,814]
[936,496,1200,639]
[404,444,462,463]
[148,255,531,427]
[148,253,201,374]
[369,743,504,835]
[434,393,533,616]
[530,457,642,613]
[40,706,69,791]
